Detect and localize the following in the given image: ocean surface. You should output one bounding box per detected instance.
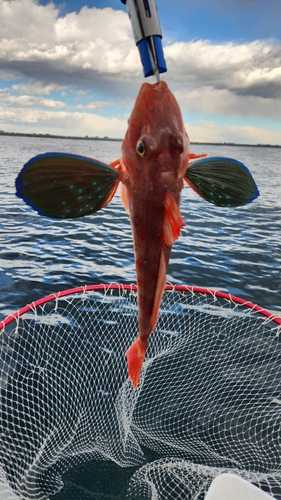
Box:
[0,135,281,499]
[0,135,280,316]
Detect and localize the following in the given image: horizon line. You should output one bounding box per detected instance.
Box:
[0,131,280,148]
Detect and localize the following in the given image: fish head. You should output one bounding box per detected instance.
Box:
[121,81,190,192]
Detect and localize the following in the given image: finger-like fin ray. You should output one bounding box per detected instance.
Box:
[163,192,185,246]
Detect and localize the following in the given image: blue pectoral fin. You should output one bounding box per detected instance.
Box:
[15,152,120,218]
[184,157,259,207]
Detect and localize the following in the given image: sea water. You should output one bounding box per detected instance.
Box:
[0,135,281,499]
[0,135,280,315]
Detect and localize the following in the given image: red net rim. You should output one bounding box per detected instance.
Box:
[1,284,281,330]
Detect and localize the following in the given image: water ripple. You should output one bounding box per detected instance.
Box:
[0,136,280,315]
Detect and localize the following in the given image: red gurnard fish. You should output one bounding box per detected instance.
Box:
[120,81,191,388]
[15,81,259,389]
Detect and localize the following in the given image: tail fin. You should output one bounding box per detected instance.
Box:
[125,336,147,389]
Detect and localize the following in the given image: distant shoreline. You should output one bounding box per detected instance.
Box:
[0,131,280,148]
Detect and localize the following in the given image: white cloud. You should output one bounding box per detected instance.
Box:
[0,0,59,42]
[0,68,18,81]
[0,0,280,144]
[12,81,66,95]
[0,106,127,138]
[0,101,278,145]
[174,86,281,120]
[164,40,281,99]
[162,39,281,128]
[226,124,281,145]
[186,120,281,146]
[0,0,139,78]
[82,101,113,110]
[0,89,66,108]
[1,0,280,96]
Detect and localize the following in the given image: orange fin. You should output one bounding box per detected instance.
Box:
[189,153,207,160]
[125,336,147,389]
[163,192,185,246]
[151,250,166,332]
[121,183,130,214]
[110,158,122,171]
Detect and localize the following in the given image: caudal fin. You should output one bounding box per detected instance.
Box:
[125,336,147,389]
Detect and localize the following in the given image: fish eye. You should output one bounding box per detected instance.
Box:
[136,140,145,157]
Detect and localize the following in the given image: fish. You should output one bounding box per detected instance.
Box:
[15,80,259,389]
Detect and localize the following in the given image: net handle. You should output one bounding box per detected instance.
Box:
[1,284,281,330]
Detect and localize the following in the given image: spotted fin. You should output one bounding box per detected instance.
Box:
[184,157,259,207]
[15,152,120,218]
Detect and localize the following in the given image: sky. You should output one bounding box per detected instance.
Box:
[0,0,280,145]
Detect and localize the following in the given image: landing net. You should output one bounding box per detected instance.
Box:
[0,284,281,500]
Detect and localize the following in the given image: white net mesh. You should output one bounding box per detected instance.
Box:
[1,284,281,500]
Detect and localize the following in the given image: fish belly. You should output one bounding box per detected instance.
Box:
[131,189,170,341]
[125,184,175,388]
